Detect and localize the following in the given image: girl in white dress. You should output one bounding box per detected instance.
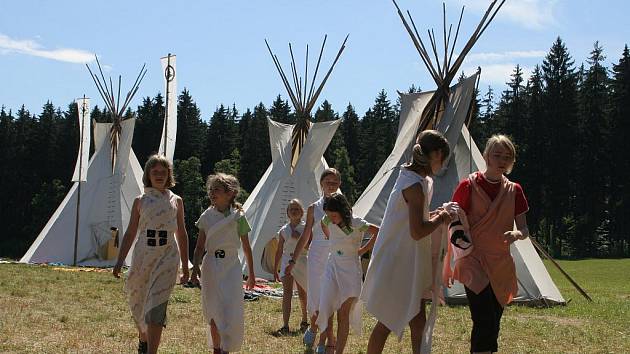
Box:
[113,154,189,354]
[273,199,309,335]
[286,168,341,352]
[190,173,256,354]
[317,192,379,354]
[361,130,452,354]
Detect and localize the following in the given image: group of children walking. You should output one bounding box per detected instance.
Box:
[113,130,530,354]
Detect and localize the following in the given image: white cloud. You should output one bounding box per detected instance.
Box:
[447,0,559,30]
[462,63,533,85]
[0,33,94,64]
[466,50,546,62]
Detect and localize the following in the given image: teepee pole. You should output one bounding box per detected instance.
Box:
[73,95,88,266]
[163,53,172,158]
[530,237,593,302]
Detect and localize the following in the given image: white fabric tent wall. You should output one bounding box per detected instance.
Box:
[355,75,565,305]
[241,118,341,280]
[21,119,143,267]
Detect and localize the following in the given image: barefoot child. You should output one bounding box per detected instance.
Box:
[273,199,309,335]
[286,168,341,353]
[443,134,530,354]
[190,173,256,354]
[317,192,379,354]
[113,154,190,354]
[361,130,452,354]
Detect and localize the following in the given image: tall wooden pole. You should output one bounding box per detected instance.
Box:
[73,95,87,266]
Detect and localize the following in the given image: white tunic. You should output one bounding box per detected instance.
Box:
[316,216,369,335]
[196,207,249,352]
[279,221,308,289]
[125,188,180,333]
[306,197,330,316]
[361,168,434,338]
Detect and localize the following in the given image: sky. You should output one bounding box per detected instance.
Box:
[1,0,629,119]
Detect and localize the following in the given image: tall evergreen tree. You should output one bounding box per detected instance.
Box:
[574,42,610,256]
[134,94,165,164]
[314,100,343,162]
[204,104,239,175]
[174,89,206,162]
[238,103,270,192]
[541,37,579,256]
[269,95,293,124]
[609,45,630,256]
[341,104,360,164]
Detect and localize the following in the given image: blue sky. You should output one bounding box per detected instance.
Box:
[1,0,629,118]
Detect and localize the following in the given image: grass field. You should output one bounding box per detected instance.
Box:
[0,259,628,353]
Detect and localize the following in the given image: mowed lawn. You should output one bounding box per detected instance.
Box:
[0,259,628,353]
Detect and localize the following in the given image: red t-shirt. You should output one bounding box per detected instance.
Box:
[452,172,529,216]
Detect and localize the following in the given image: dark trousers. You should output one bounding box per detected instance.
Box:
[465,285,504,353]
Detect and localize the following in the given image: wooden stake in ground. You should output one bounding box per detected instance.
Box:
[530,237,593,302]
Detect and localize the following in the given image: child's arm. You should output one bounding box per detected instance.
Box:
[504,213,530,244]
[240,234,256,290]
[273,233,285,282]
[175,197,189,284]
[190,230,206,282]
[358,224,380,256]
[286,205,314,275]
[403,184,451,240]
[113,197,141,278]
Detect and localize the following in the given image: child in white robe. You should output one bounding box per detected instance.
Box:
[316,192,379,354]
[190,173,256,354]
[113,154,189,354]
[361,130,452,354]
[273,199,309,335]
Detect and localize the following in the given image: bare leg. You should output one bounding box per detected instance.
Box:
[137,327,147,342]
[409,300,427,354]
[146,323,163,354]
[281,275,294,328]
[367,321,391,354]
[334,297,356,354]
[296,283,308,323]
[210,319,221,350]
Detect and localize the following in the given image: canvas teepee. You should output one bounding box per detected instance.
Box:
[355,1,565,305]
[241,36,347,279]
[21,58,147,267]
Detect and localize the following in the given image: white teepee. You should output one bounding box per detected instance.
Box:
[21,57,147,267]
[241,118,340,279]
[242,36,348,279]
[21,119,144,266]
[354,73,565,305]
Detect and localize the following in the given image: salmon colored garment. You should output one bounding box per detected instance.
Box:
[449,172,517,306]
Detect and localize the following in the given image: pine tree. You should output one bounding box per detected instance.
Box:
[341,104,360,164]
[238,103,270,192]
[522,66,546,240]
[134,94,165,164]
[314,100,343,162]
[574,42,610,256]
[541,37,579,256]
[172,156,206,256]
[331,147,358,203]
[174,89,206,162]
[204,104,239,175]
[269,95,293,124]
[609,45,630,256]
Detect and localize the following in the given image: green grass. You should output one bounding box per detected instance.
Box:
[0,259,628,353]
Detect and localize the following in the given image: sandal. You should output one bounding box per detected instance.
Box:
[275,325,290,336]
[137,340,148,354]
[299,320,309,332]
